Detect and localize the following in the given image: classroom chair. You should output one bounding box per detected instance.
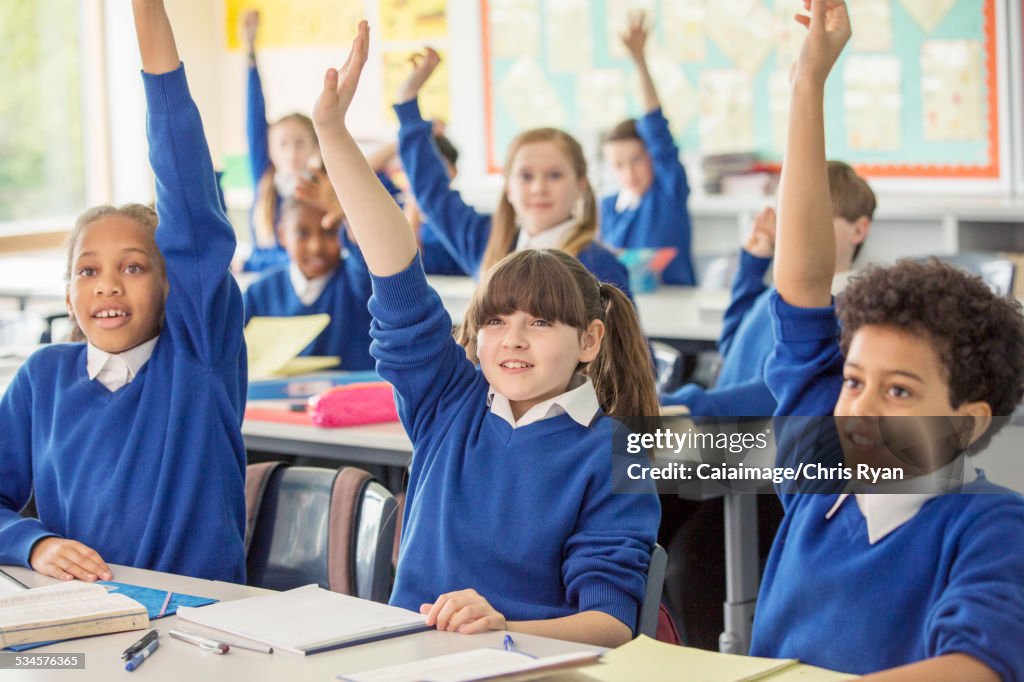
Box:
[651,341,686,394]
[0,312,46,347]
[638,543,680,643]
[244,462,398,603]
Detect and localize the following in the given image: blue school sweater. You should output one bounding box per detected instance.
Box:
[663,250,776,416]
[372,258,659,629]
[242,247,375,371]
[0,65,247,582]
[600,109,695,285]
[748,292,1024,679]
[394,99,632,296]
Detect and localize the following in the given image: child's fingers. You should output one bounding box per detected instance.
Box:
[71,544,111,580]
[456,616,493,634]
[794,13,810,28]
[323,67,339,95]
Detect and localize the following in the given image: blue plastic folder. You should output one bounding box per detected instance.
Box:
[4,582,217,652]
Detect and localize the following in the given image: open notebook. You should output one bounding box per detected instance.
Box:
[176,584,429,656]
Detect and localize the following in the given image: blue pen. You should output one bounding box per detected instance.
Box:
[125,637,160,672]
[503,634,515,652]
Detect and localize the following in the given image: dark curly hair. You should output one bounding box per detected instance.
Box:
[840,259,1024,451]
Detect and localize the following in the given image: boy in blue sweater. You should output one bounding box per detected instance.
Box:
[393,49,632,297]
[0,0,246,583]
[314,23,660,647]
[601,11,694,285]
[664,161,875,417]
[753,2,1024,679]
[242,196,375,371]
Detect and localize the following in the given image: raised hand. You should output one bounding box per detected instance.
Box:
[30,537,112,582]
[620,10,651,63]
[295,169,346,228]
[744,207,777,259]
[241,10,259,55]
[313,20,370,132]
[396,48,441,104]
[792,0,851,86]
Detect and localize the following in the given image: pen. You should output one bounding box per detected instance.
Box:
[503,634,515,652]
[168,629,229,654]
[125,638,159,672]
[121,629,159,661]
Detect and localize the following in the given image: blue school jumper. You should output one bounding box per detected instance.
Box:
[599,109,695,285]
[242,247,375,371]
[663,249,776,415]
[373,258,659,629]
[0,65,247,582]
[748,292,1024,679]
[394,98,632,296]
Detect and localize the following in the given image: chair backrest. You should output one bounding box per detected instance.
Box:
[651,341,685,394]
[637,543,667,638]
[244,463,398,603]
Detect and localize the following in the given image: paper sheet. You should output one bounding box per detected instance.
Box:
[496,56,568,129]
[382,49,451,125]
[922,40,985,141]
[662,0,707,62]
[898,0,957,34]
[377,0,446,42]
[844,55,902,150]
[576,70,628,132]
[224,0,363,50]
[488,0,541,59]
[245,314,331,380]
[849,0,892,52]
[546,0,592,73]
[698,70,754,153]
[705,0,774,74]
[337,649,599,682]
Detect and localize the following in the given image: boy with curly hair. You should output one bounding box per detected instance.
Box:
[752,2,1024,680]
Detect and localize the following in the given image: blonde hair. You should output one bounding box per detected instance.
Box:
[457,249,658,418]
[64,203,165,342]
[481,129,598,274]
[254,113,318,248]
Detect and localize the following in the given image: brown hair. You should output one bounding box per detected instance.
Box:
[481,129,598,274]
[840,259,1024,451]
[605,118,643,144]
[457,249,658,417]
[827,161,876,262]
[254,113,318,248]
[64,203,165,342]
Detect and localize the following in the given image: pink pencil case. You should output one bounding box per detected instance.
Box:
[308,382,399,427]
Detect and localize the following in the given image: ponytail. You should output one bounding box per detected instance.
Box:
[589,282,659,418]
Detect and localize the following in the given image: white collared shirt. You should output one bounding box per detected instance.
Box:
[614,189,642,213]
[824,456,979,544]
[289,263,334,306]
[515,218,578,252]
[487,374,600,429]
[87,336,159,392]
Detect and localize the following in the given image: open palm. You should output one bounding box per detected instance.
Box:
[313,20,370,130]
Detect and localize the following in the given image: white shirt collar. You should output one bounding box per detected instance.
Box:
[824,456,979,544]
[515,218,578,252]
[289,263,335,306]
[615,189,642,213]
[487,374,600,429]
[87,336,159,392]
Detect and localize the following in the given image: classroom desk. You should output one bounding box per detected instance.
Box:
[0,564,598,682]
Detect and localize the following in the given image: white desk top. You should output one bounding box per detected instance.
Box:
[0,564,600,682]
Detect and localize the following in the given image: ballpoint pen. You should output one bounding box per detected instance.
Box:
[121,629,159,661]
[125,638,160,672]
[503,634,516,652]
[168,629,230,654]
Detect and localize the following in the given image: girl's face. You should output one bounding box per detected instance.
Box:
[269,119,318,177]
[66,216,168,353]
[505,142,586,236]
[279,204,341,280]
[476,309,603,421]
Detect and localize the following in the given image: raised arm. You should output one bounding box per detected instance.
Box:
[773,0,849,308]
[131,0,179,74]
[314,22,416,276]
[242,10,270,186]
[622,11,659,114]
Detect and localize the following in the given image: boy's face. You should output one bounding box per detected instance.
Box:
[279,204,341,280]
[603,139,653,198]
[66,216,168,353]
[832,215,870,271]
[834,324,992,476]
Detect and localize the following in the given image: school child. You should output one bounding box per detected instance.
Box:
[0,0,247,583]
[753,2,1024,679]
[393,49,632,296]
[600,11,695,286]
[242,196,375,370]
[664,161,875,416]
[313,23,660,647]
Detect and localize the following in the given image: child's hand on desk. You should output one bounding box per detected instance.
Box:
[396,47,441,104]
[30,537,112,582]
[744,207,777,259]
[421,589,507,634]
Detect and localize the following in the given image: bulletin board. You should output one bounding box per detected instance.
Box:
[480,0,1001,179]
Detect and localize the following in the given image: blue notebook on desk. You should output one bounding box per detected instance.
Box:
[4,582,217,651]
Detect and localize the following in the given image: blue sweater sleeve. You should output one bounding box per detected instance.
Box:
[719,250,771,357]
[0,363,56,565]
[394,98,492,277]
[663,379,777,417]
[246,64,270,189]
[144,65,245,369]
[367,256,479,443]
[926,499,1024,680]
[636,108,689,202]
